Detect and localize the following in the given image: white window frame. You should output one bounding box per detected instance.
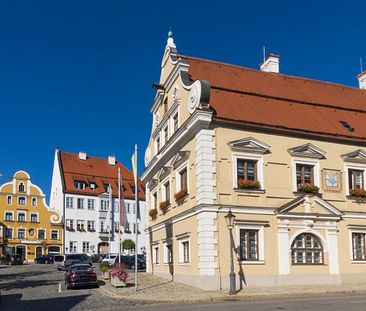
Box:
[344,164,366,196]
[31,197,37,207]
[18,196,26,206]
[17,210,27,222]
[17,228,26,239]
[30,212,39,223]
[349,228,366,263]
[66,197,74,209]
[87,220,95,231]
[151,189,158,210]
[66,219,74,229]
[82,241,90,253]
[77,198,84,209]
[152,243,160,265]
[69,241,77,253]
[37,228,46,240]
[175,162,189,193]
[155,134,161,155]
[4,211,14,221]
[50,229,59,240]
[163,241,173,264]
[6,195,12,205]
[87,198,95,210]
[171,107,179,134]
[77,220,85,231]
[236,222,266,264]
[178,237,190,264]
[162,122,169,145]
[5,227,14,238]
[18,182,25,193]
[232,153,264,190]
[292,158,320,192]
[161,177,171,202]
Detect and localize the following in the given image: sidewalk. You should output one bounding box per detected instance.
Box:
[99,272,366,304]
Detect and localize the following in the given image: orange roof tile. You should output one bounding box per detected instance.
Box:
[59,151,145,200]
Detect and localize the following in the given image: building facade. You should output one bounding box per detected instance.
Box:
[50,150,146,256]
[141,33,366,290]
[0,171,63,261]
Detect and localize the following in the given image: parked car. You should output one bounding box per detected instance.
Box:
[90,254,100,263]
[0,254,23,266]
[34,254,54,264]
[114,255,146,270]
[64,264,98,289]
[53,255,65,266]
[101,253,119,266]
[61,254,92,271]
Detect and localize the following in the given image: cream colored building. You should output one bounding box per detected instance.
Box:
[141,32,366,290]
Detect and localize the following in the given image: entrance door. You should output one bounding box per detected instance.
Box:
[16,245,26,260]
[98,242,110,255]
[36,246,42,258]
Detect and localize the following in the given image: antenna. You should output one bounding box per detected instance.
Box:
[360,57,363,73]
[263,46,266,62]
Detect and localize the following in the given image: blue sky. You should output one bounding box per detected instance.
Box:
[0,0,365,200]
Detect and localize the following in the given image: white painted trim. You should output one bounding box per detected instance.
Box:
[178,237,191,263]
[29,212,39,223]
[4,210,14,221]
[6,195,12,205]
[236,223,265,261]
[344,163,366,195]
[175,161,189,193]
[348,229,366,261]
[232,153,264,189]
[17,227,26,239]
[289,229,328,252]
[17,210,27,222]
[161,176,171,203]
[291,158,320,192]
[278,228,290,274]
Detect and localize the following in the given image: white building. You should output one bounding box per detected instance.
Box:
[50,149,146,256]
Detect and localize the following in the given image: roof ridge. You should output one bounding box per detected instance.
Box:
[178,54,366,94]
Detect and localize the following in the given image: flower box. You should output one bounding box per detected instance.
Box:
[110,275,126,287]
[350,189,366,198]
[102,271,110,280]
[237,179,261,190]
[159,200,170,212]
[297,183,319,194]
[174,189,188,204]
[149,208,158,219]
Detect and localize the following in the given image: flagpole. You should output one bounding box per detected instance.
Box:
[118,167,121,268]
[134,144,138,292]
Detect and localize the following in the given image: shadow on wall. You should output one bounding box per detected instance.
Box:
[165,220,174,280]
[0,293,90,311]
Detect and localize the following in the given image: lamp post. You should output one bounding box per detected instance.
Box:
[225,209,236,295]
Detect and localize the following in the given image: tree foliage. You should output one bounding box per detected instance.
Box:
[122,239,135,250]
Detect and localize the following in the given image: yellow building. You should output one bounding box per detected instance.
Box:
[0,171,62,261]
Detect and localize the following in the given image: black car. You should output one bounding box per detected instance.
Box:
[65,264,98,289]
[34,254,54,264]
[0,254,23,266]
[61,253,92,271]
[116,255,146,270]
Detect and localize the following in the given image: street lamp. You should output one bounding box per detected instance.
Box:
[225,209,236,295]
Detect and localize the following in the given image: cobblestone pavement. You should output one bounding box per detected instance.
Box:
[0,263,151,311]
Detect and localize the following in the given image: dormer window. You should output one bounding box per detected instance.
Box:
[74,181,86,190]
[90,183,96,190]
[18,182,25,193]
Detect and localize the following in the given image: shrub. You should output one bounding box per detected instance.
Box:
[149,208,158,219]
[159,200,170,211]
[99,262,110,273]
[297,183,319,194]
[174,189,188,202]
[109,268,128,282]
[237,179,261,190]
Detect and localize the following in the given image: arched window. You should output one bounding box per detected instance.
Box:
[18,182,25,193]
[291,233,323,265]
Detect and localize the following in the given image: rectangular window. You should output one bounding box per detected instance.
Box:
[127,203,130,214]
[164,99,168,114]
[164,126,169,144]
[182,241,190,263]
[100,199,109,211]
[32,198,37,207]
[114,222,119,232]
[77,198,84,209]
[296,164,314,186]
[156,137,161,153]
[87,199,95,210]
[66,219,74,229]
[6,196,12,205]
[114,201,119,213]
[237,159,257,182]
[77,220,85,231]
[153,192,157,209]
[30,213,38,223]
[5,228,13,238]
[166,244,173,264]
[352,233,366,260]
[100,221,105,232]
[154,246,160,264]
[173,113,178,133]
[83,241,90,253]
[69,241,77,253]
[239,229,259,261]
[5,212,13,221]
[164,181,170,202]
[87,221,95,231]
[17,229,25,239]
[349,169,364,191]
[51,230,58,240]
[38,229,45,240]
[179,168,188,191]
[18,197,26,206]
[74,181,86,190]
[18,212,26,222]
[66,197,74,209]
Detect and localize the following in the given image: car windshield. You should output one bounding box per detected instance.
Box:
[71,266,93,272]
[66,254,82,260]
[13,255,22,259]
[54,256,64,262]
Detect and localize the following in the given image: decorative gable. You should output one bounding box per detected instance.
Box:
[157,166,171,181]
[171,151,190,169]
[287,143,326,159]
[341,149,366,164]
[228,137,270,154]
[276,194,343,217]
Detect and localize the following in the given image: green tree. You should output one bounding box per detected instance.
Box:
[122,239,135,250]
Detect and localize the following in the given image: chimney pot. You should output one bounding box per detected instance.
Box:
[79,152,87,160]
[108,155,116,166]
[357,70,366,89]
[260,54,280,73]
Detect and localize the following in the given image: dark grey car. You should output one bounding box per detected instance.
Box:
[60,254,92,271]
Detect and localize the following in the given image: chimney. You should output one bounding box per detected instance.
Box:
[357,70,366,89]
[260,54,280,73]
[79,151,87,160]
[108,155,116,166]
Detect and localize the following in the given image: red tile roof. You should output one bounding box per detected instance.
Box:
[180,55,366,143]
[59,151,145,200]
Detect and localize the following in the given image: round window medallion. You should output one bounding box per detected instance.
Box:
[28,229,35,237]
